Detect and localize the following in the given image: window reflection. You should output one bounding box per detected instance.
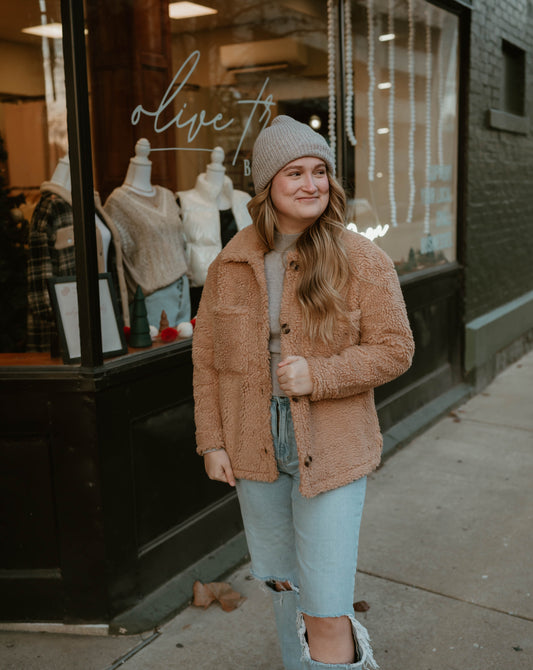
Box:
[348,0,459,274]
[126,0,329,194]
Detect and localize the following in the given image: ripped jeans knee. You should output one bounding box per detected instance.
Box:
[265,576,378,670]
[303,613,355,662]
[296,611,379,670]
[266,579,296,593]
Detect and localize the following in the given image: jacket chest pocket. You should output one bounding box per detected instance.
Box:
[212,306,250,374]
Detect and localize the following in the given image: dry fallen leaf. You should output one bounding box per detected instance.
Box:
[193,580,216,608]
[192,580,246,612]
[354,600,370,612]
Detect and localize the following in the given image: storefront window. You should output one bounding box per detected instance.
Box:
[0,0,330,363]
[0,0,71,360]
[85,0,331,342]
[346,0,459,275]
[0,0,459,365]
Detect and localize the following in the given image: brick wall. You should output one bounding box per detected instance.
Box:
[464,0,533,322]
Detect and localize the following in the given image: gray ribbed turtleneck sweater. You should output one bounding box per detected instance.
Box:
[264,231,301,397]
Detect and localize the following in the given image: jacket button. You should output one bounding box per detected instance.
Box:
[281,324,290,334]
[304,458,310,467]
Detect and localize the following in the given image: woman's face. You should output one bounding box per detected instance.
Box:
[270,156,330,234]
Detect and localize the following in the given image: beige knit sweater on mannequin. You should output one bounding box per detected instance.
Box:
[104,185,187,300]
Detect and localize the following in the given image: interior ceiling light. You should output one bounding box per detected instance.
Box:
[377,127,390,134]
[378,82,391,90]
[169,2,218,19]
[378,33,395,42]
[22,23,63,39]
[309,115,322,130]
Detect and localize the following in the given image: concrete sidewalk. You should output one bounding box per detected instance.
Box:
[1,351,532,669]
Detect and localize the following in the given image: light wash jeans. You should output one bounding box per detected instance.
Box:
[143,275,191,328]
[235,397,378,670]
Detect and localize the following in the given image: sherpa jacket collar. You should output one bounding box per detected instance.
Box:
[218,223,300,267]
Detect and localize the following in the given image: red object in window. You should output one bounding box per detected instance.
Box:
[160,327,178,342]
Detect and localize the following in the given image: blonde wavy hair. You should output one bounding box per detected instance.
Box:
[248,169,351,344]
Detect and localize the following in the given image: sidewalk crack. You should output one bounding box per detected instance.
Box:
[358,570,533,622]
[104,630,162,669]
[460,416,533,434]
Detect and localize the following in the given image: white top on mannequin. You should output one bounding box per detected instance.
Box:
[204,146,231,209]
[123,138,156,197]
[95,214,112,269]
[50,155,71,191]
[47,154,112,269]
[177,147,252,287]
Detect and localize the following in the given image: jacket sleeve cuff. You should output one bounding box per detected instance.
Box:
[308,356,339,402]
[195,430,225,456]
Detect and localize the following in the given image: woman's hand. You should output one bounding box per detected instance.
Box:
[277,355,314,396]
[203,449,236,487]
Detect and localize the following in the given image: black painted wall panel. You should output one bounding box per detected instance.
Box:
[131,398,226,547]
[0,437,59,569]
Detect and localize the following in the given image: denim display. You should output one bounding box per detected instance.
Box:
[235,396,378,669]
[143,274,191,327]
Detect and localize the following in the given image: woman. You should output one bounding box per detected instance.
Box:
[192,116,414,670]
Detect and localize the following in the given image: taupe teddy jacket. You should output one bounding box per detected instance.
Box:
[193,224,414,497]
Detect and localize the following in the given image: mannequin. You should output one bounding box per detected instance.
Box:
[205,146,231,209]
[104,138,190,329]
[122,137,156,197]
[50,155,71,191]
[177,147,252,315]
[49,155,113,269]
[26,155,129,352]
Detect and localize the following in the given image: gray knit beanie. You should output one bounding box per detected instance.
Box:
[251,115,335,194]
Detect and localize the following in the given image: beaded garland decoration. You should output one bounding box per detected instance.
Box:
[366,0,376,183]
[387,0,398,227]
[327,0,337,170]
[436,11,445,167]
[424,6,433,235]
[406,0,416,224]
[344,0,357,148]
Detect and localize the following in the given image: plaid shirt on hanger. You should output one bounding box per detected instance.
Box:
[26,192,75,352]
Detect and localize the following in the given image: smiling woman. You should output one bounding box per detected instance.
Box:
[193,115,414,669]
[270,157,330,234]
[249,116,352,345]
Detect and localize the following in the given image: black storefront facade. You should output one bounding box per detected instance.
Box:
[1,0,532,632]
